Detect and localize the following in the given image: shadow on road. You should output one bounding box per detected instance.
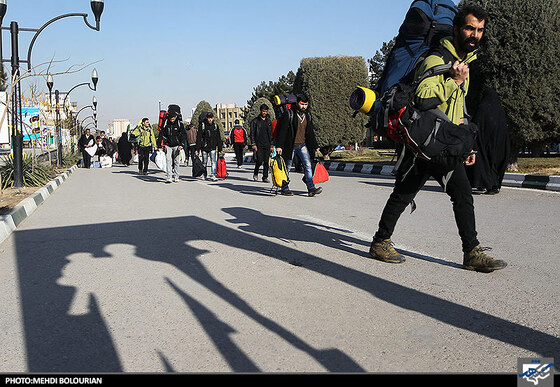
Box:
[12,207,559,372]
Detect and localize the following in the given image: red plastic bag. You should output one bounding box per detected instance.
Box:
[312,162,329,184]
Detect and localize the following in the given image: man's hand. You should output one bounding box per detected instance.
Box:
[276,147,282,155]
[464,153,476,166]
[450,60,469,85]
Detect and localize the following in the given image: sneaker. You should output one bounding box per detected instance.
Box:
[262,177,270,183]
[308,187,323,197]
[463,245,507,272]
[173,176,179,183]
[369,238,406,263]
[280,189,293,196]
[253,174,259,181]
[208,176,218,182]
[165,178,172,184]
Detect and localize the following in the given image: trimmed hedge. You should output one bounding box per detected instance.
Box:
[294,56,369,153]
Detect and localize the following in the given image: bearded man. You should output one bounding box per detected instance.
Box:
[368,4,507,273]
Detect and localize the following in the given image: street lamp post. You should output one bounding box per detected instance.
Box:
[0,0,103,187]
[47,68,98,166]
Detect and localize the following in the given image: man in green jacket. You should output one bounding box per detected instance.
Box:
[132,118,157,175]
[369,5,507,273]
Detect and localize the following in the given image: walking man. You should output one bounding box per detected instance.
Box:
[196,112,223,182]
[369,5,506,273]
[78,128,95,168]
[275,94,322,197]
[132,118,157,175]
[230,119,248,168]
[250,104,273,182]
[158,111,186,183]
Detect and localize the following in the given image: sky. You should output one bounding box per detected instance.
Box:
[3,0,459,131]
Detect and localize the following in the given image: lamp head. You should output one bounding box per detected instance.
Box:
[91,68,98,89]
[46,74,54,92]
[90,0,104,26]
[0,0,7,26]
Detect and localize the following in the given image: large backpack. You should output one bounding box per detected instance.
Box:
[374,0,458,95]
[376,46,478,179]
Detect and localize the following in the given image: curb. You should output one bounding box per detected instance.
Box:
[0,165,78,245]
[320,161,560,192]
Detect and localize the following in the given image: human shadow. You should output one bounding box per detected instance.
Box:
[13,215,364,372]
[13,211,559,372]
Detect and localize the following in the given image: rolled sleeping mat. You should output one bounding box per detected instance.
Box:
[349,86,377,115]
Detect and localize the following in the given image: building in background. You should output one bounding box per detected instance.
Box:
[215,104,244,134]
[111,119,131,138]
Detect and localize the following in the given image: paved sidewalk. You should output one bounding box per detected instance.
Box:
[1,158,558,373]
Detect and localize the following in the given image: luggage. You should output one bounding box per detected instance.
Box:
[269,155,289,189]
[216,155,227,178]
[312,162,329,184]
[374,0,458,95]
[157,111,167,131]
[192,155,205,177]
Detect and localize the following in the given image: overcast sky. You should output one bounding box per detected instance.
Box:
[3,0,459,130]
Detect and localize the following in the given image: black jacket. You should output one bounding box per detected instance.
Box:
[250,116,273,147]
[275,107,318,160]
[157,120,186,148]
[196,121,223,152]
[78,134,94,151]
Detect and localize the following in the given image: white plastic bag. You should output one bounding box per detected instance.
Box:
[100,155,112,168]
[154,150,167,172]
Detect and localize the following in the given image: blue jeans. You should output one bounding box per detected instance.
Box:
[202,149,217,177]
[286,144,315,191]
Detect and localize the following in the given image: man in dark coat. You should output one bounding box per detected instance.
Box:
[250,105,273,182]
[78,128,95,168]
[275,94,322,197]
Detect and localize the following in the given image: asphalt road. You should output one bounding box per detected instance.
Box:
[0,158,558,373]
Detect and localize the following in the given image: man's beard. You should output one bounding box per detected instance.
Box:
[459,36,480,53]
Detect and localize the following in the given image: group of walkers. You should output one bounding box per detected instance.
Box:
[77,129,116,169]
[78,95,323,196]
[76,4,507,274]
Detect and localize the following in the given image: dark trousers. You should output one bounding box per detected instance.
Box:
[138,146,151,173]
[81,150,92,168]
[253,146,271,178]
[375,160,479,253]
[233,143,245,166]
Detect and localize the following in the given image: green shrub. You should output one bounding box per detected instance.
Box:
[293,56,369,154]
[1,154,56,189]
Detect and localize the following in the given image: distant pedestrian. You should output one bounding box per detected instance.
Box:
[230,119,248,168]
[275,94,322,197]
[196,112,223,182]
[117,133,133,166]
[184,123,198,167]
[157,110,186,183]
[78,128,95,168]
[250,104,273,182]
[132,118,157,175]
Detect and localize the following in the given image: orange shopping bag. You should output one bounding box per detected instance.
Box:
[312,162,329,184]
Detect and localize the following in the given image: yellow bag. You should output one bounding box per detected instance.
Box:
[269,155,289,188]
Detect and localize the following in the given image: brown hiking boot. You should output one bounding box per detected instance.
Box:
[369,238,405,263]
[463,245,507,272]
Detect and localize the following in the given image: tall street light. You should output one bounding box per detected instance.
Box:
[46,68,98,165]
[0,0,104,187]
